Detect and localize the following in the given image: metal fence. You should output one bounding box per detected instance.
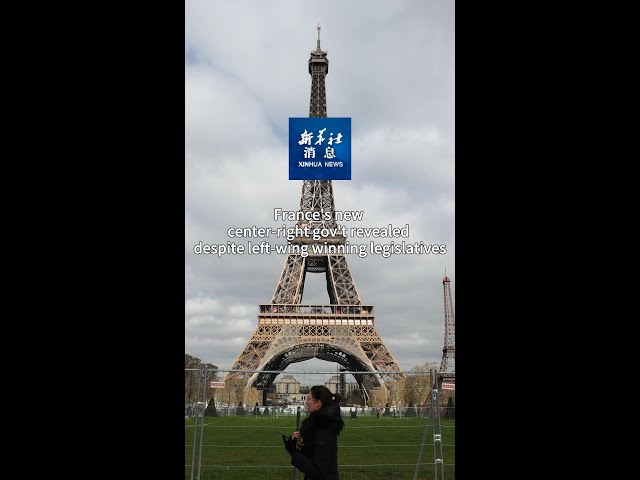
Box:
[185,369,455,480]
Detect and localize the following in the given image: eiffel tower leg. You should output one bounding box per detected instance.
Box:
[229,324,282,373]
[327,255,361,305]
[271,255,307,304]
[353,326,404,378]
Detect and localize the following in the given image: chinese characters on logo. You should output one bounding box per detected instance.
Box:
[298,128,343,159]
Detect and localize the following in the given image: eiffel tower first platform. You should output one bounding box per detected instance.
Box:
[228,27,403,400]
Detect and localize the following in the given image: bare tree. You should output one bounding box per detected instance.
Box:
[185,354,201,404]
[185,353,218,404]
[404,362,438,407]
[368,388,387,409]
[244,386,261,406]
[386,377,407,411]
[346,389,365,406]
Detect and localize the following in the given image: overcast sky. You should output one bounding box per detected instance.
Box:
[185,0,455,375]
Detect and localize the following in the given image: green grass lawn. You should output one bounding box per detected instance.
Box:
[186,414,455,480]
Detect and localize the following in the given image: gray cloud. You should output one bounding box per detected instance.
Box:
[185,0,455,373]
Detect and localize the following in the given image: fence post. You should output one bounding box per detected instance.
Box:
[196,367,207,480]
[412,370,431,480]
[292,405,301,480]
[434,374,445,480]
[189,368,202,480]
[430,369,440,480]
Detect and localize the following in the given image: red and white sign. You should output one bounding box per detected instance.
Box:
[210,381,225,388]
[441,383,455,390]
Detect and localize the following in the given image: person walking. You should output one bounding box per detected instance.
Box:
[282,385,344,480]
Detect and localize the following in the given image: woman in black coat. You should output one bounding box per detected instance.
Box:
[283,385,344,480]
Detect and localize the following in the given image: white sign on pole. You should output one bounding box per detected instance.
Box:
[441,383,455,390]
[210,381,225,388]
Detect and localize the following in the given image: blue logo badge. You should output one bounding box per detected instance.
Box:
[289,117,351,180]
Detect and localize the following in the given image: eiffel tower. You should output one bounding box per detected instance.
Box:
[228,27,403,401]
[438,273,455,387]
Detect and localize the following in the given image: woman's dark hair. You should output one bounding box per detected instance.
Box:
[310,385,342,408]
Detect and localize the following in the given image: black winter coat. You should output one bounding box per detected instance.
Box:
[290,404,344,480]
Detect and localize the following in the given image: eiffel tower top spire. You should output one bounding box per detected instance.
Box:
[292,27,340,244]
[308,26,328,118]
[316,24,322,52]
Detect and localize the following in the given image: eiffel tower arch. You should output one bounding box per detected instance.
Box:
[228,27,403,402]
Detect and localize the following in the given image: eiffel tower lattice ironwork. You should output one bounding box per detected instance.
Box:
[228,27,404,398]
[438,273,455,386]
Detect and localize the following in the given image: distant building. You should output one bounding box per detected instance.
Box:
[274,375,306,403]
[275,375,300,394]
[325,375,359,396]
[344,382,359,395]
[324,375,339,393]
